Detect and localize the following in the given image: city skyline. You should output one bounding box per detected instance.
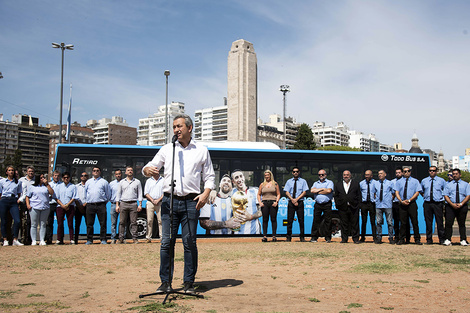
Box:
[1,1,470,157]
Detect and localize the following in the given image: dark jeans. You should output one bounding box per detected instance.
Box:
[261,200,278,237]
[399,201,420,242]
[45,203,56,242]
[74,205,86,243]
[338,206,359,242]
[287,200,304,238]
[86,202,107,242]
[0,197,20,239]
[160,196,199,284]
[57,206,75,242]
[444,204,468,242]
[19,202,31,244]
[423,201,444,243]
[311,201,332,240]
[360,202,376,239]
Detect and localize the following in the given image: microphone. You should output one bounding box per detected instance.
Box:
[171,134,178,143]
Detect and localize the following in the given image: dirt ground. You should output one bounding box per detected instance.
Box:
[0,236,469,313]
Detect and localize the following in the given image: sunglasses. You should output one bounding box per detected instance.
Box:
[292,170,299,173]
[429,170,436,172]
[404,170,411,173]
[62,176,70,179]
[319,174,326,176]
[81,175,88,177]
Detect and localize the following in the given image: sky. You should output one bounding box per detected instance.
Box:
[1,0,469,158]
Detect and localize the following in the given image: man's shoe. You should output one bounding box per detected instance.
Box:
[325,239,331,243]
[299,237,305,242]
[46,240,53,245]
[460,240,468,246]
[261,237,267,242]
[101,240,108,245]
[286,237,291,242]
[415,240,423,245]
[309,238,317,243]
[389,239,396,244]
[359,237,365,242]
[111,239,116,244]
[272,237,277,242]
[133,239,139,244]
[443,239,451,246]
[146,239,152,243]
[70,240,75,245]
[340,240,348,243]
[396,240,404,245]
[12,240,24,246]
[353,240,360,244]
[85,241,93,245]
[183,282,196,295]
[156,282,171,294]
[425,240,433,245]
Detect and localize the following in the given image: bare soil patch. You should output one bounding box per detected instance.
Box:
[0,237,469,313]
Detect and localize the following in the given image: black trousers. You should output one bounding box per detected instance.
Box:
[18,202,31,244]
[311,202,332,240]
[393,201,410,241]
[360,202,376,238]
[444,204,468,242]
[338,206,359,242]
[74,205,86,243]
[86,202,107,242]
[423,201,444,243]
[45,203,56,242]
[287,201,304,238]
[261,200,278,236]
[399,202,420,241]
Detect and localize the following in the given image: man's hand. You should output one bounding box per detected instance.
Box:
[225,217,241,230]
[137,205,142,212]
[207,190,217,204]
[234,208,253,223]
[194,193,209,210]
[402,199,410,206]
[116,206,120,213]
[143,166,159,177]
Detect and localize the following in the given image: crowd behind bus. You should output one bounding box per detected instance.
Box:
[0,163,469,247]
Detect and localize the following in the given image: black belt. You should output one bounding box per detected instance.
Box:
[362,201,373,204]
[425,201,443,204]
[88,202,107,205]
[316,201,331,205]
[164,193,198,201]
[1,195,17,198]
[121,200,137,203]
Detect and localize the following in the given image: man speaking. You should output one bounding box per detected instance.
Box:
[142,114,215,295]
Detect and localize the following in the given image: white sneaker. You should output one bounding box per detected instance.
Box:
[443,239,452,246]
[39,241,47,246]
[31,241,37,246]
[460,240,468,246]
[13,240,24,246]
[3,240,9,246]
[55,240,61,245]
[70,240,75,245]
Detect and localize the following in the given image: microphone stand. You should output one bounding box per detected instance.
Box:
[139,135,203,303]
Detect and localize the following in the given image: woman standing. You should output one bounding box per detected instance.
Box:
[0,166,23,246]
[257,170,280,242]
[26,174,54,246]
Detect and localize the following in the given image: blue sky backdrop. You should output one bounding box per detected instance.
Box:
[1,0,469,158]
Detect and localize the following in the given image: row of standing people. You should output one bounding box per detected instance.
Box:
[281,166,469,246]
[0,164,166,246]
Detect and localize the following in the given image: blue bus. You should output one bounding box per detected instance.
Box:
[53,143,430,239]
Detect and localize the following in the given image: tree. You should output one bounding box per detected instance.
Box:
[316,146,362,152]
[294,123,316,150]
[12,149,23,171]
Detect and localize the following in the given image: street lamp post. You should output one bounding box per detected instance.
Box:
[52,42,73,144]
[279,85,290,149]
[164,70,170,144]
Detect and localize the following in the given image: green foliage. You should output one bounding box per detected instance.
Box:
[316,146,362,152]
[438,170,470,183]
[293,123,316,150]
[1,149,23,174]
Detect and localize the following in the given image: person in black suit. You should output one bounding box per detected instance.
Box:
[334,170,361,243]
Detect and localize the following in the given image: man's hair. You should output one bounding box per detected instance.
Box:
[174,114,193,131]
[231,169,243,179]
[125,166,133,170]
[452,168,461,174]
[221,174,231,180]
[93,166,102,172]
[379,169,386,174]
[292,167,300,172]
[114,169,122,173]
[53,170,61,175]
[429,166,437,171]
[395,167,403,172]
[62,172,71,177]
[27,166,35,172]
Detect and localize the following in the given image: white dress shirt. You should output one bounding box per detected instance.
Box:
[142,139,215,196]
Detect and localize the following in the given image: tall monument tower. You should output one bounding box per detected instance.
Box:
[227,39,257,141]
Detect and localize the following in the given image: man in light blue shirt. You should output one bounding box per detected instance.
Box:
[420,166,446,245]
[373,170,394,244]
[56,172,78,245]
[359,170,377,243]
[283,167,309,242]
[84,166,110,245]
[394,166,423,245]
[443,168,470,246]
[310,169,334,242]
[108,169,122,244]
[74,172,88,244]
[46,170,62,245]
